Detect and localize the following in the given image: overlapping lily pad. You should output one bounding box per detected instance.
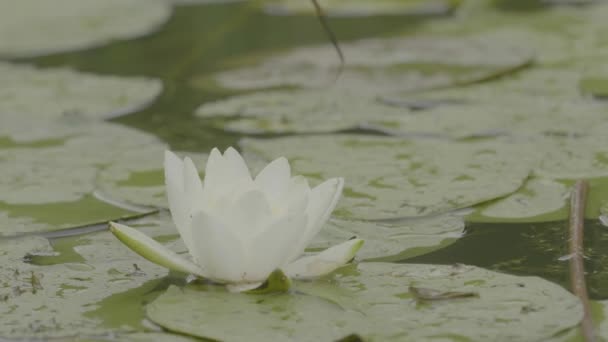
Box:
[195,83,608,138]
[147,262,582,341]
[204,29,532,95]
[263,0,462,17]
[0,0,172,58]
[0,117,195,235]
[241,135,532,220]
[0,62,162,120]
[0,231,169,339]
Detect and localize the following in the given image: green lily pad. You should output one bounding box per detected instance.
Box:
[195,89,409,134]
[0,0,172,58]
[263,0,462,17]
[0,118,199,235]
[241,134,531,220]
[0,231,169,339]
[0,62,162,120]
[146,262,582,341]
[468,178,570,223]
[311,213,465,261]
[196,84,608,138]
[205,29,532,94]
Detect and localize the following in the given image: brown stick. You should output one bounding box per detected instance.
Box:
[311,0,344,77]
[569,180,596,342]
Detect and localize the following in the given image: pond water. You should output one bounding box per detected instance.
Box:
[3,0,608,340]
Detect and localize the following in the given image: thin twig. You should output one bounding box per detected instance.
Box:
[568,180,596,342]
[311,0,344,79]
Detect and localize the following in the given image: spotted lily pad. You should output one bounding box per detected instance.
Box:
[468,178,570,223]
[0,0,172,58]
[0,117,196,235]
[205,30,532,95]
[0,62,162,120]
[0,231,169,339]
[146,262,582,341]
[195,89,408,134]
[195,85,608,138]
[241,135,531,220]
[311,213,466,261]
[263,0,462,17]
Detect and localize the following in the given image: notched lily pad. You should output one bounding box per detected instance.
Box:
[146,262,582,341]
[0,62,162,120]
[241,135,531,219]
[469,178,570,223]
[204,30,533,95]
[0,0,171,58]
[0,231,168,339]
[263,0,462,17]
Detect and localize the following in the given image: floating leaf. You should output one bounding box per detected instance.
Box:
[0,0,172,58]
[0,62,162,120]
[0,117,204,235]
[0,231,169,339]
[311,214,465,261]
[241,134,531,219]
[263,0,462,17]
[203,29,532,95]
[468,178,570,223]
[146,262,582,341]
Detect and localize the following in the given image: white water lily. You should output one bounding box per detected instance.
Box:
[110,147,363,290]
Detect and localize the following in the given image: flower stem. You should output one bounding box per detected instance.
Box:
[568,180,596,342]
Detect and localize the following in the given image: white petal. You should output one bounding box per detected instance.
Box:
[164,151,193,250]
[254,157,291,207]
[245,213,308,282]
[223,147,253,183]
[202,147,225,201]
[222,189,272,237]
[287,177,344,262]
[285,238,364,280]
[190,211,247,283]
[109,222,206,277]
[287,176,311,216]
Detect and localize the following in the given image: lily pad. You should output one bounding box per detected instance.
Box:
[263,0,462,17]
[0,0,172,58]
[195,89,409,134]
[0,62,162,120]
[0,231,169,339]
[241,135,531,220]
[195,84,608,138]
[206,29,533,95]
[468,178,570,223]
[311,213,466,261]
[0,118,197,235]
[146,262,582,341]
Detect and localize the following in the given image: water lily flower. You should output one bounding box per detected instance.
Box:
[110,147,363,291]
